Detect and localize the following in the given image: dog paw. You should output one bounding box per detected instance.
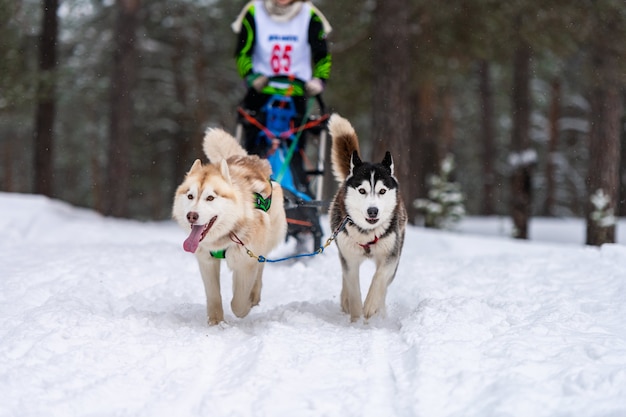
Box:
[207,306,224,325]
[231,300,253,318]
[342,300,363,320]
[341,288,361,316]
[350,314,361,323]
[207,316,223,326]
[250,290,261,307]
[363,300,385,320]
[341,297,350,314]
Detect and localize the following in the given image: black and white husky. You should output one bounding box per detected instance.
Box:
[327,114,407,321]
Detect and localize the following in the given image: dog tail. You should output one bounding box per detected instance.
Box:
[328,113,360,182]
[203,128,247,162]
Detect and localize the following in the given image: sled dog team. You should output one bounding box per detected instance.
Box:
[172,114,407,325]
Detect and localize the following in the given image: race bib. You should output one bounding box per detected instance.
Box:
[253,2,312,81]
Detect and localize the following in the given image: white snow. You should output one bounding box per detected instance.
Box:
[1,191,625,417]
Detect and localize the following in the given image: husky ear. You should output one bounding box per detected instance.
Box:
[349,151,362,176]
[220,159,232,184]
[382,151,394,176]
[188,159,203,175]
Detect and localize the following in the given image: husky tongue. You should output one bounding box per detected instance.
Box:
[183,225,205,253]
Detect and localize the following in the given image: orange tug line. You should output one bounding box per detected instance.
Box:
[286,217,313,227]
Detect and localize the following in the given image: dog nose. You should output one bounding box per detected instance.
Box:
[186,211,199,223]
[367,207,378,218]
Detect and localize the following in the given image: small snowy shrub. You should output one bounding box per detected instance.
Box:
[590,188,616,228]
[414,154,465,230]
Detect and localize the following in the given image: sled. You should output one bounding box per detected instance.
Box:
[235,76,330,252]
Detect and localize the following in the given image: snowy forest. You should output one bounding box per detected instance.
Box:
[2,0,626,246]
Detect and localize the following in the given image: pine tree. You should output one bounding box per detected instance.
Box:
[414,154,465,230]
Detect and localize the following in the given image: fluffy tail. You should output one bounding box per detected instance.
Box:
[328,113,360,182]
[203,128,247,162]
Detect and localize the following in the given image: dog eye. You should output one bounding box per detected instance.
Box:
[379,189,387,195]
[358,188,366,195]
[187,193,194,200]
[206,195,215,202]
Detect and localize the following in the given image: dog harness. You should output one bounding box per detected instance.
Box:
[210,182,273,259]
[358,235,379,250]
[253,191,272,212]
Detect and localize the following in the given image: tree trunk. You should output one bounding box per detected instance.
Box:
[478,60,495,215]
[440,87,454,157]
[543,79,561,216]
[171,35,192,186]
[105,0,141,217]
[416,81,439,203]
[617,87,626,217]
[191,18,209,163]
[509,39,533,239]
[586,38,621,245]
[370,0,413,222]
[2,133,15,191]
[33,0,59,197]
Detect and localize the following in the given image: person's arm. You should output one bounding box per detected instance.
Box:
[308,11,331,82]
[234,9,257,81]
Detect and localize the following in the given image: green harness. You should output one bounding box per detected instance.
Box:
[210,183,273,259]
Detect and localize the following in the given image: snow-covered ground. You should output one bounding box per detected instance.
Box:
[1,191,625,417]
